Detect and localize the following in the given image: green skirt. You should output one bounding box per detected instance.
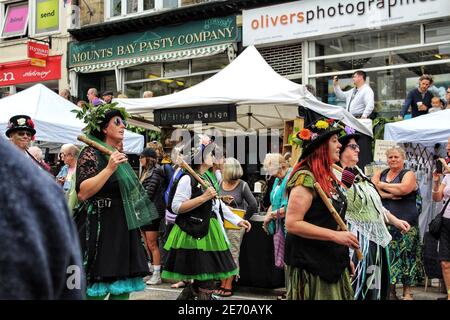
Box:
[162,217,238,281]
[388,225,424,286]
[286,265,354,300]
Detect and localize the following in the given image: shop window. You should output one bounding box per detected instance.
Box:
[191,52,228,73]
[164,60,189,78]
[311,44,450,75]
[313,64,450,119]
[425,20,450,44]
[312,25,420,57]
[126,63,162,81]
[1,1,29,38]
[106,0,177,19]
[125,73,212,98]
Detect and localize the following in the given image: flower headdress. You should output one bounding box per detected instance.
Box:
[291,118,349,160]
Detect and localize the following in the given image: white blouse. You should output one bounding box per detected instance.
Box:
[172,175,243,239]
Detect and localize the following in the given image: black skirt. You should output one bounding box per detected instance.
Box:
[75,196,149,284]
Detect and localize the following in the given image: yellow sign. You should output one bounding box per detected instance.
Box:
[31,58,46,67]
[36,0,59,34]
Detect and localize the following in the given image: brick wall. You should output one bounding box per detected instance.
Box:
[259,43,302,78]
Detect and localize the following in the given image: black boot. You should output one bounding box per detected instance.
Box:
[176,284,196,300]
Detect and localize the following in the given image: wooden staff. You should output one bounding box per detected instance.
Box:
[332,163,343,172]
[313,182,363,261]
[175,155,233,203]
[77,135,113,156]
[176,155,210,189]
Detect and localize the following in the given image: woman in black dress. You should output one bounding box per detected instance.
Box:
[74,104,158,300]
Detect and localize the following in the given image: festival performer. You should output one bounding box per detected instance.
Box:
[162,136,251,300]
[5,114,45,169]
[284,118,359,300]
[335,130,410,300]
[73,103,159,300]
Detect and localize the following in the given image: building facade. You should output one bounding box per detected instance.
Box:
[0,0,72,97]
[68,0,293,101]
[243,0,450,118]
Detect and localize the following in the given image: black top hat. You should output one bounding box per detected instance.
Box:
[140,147,157,159]
[102,90,114,97]
[295,118,342,160]
[5,115,36,138]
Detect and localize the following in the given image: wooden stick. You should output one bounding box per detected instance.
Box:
[313,182,363,261]
[176,156,211,189]
[77,135,113,156]
[332,163,344,172]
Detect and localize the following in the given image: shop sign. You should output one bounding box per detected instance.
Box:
[1,3,29,38]
[154,105,237,126]
[68,15,238,67]
[28,41,49,67]
[373,139,398,163]
[243,0,450,46]
[35,0,59,34]
[0,55,61,86]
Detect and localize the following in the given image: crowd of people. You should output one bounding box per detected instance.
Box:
[1,84,450,301]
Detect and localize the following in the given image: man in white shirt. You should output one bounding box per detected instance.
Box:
[333,70,374,119]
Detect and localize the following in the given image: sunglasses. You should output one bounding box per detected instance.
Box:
[113,117,127,127]
[347,143,360,151]
[16,131,33,137]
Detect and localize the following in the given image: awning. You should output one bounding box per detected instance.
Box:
[72,43,234,73]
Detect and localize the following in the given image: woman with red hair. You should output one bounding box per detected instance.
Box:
[284,119,359,300]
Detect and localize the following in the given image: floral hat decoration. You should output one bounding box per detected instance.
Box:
[72,102,129,139]
[5,114,36,138]
[292,118,347,160]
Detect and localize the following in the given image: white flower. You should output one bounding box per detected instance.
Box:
[17,118,26,126]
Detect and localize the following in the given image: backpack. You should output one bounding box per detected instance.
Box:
[167,172,212,239]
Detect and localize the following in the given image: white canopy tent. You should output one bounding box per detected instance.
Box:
[384,109,450,147]
[0,84,145,154]
[114,46,373,137]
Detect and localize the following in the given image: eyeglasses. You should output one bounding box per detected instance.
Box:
[114,117,127,127]
[16,131,33,137]
[347,143,360,151]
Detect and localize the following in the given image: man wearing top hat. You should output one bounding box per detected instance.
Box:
[102,90,114,104]
[5,114,43,168]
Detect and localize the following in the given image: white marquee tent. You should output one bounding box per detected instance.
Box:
[384,109,450,147]
[0,84,144,153]
[114,46,373,137]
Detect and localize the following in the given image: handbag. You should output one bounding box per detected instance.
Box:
[428,199,449,240]
[273,211,285,269]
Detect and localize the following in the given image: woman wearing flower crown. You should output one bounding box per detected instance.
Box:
[161,135,251,300]
[73,103,159,300]
[284,119,359,300]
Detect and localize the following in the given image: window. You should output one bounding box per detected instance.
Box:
[124,52,229,98]
[425,20,450,44]
[106,0,175,19]
[1,1,29,38]
[34,0,59,35]
[312,25,421,57]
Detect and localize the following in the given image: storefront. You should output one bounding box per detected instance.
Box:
[0,55,62,96]
[243,0,450,118]
[68,15,239,100]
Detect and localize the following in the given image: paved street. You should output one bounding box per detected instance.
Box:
[130,282,447,301]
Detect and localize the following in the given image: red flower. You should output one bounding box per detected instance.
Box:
[297,128,312,141]
[27,119,34,128]
[326,119,335,125]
